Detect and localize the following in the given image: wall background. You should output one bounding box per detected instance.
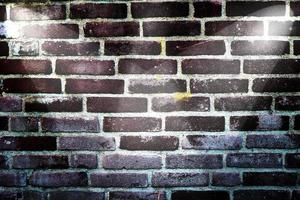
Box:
[0,0,299,200]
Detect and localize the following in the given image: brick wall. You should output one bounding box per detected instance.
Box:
[0,0,299,200]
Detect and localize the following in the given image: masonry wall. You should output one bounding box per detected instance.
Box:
[0,0,300,200]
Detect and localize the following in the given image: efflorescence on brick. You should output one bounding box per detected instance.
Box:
[0,0,299,200]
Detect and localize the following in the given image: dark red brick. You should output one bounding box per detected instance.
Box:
[166,40,225,56]
[90,173,148,187]
[285,153,300,168]
[246,134,300,149]
[70,154,97,169]
[182,59,240,74]
[234,190,290,200]
[105,41,161,55]
[276,96,300,111]
[293,40,300,55]
[191,79,248,93]
[0,116,8,130]
[70,3,127,19]
[132,2,188,18]
[87,97,147,113]
[10,116,38,132]
[103,117,161,132]
[129,79,186,93]
[0,172,26,187]
[269,21,300,36]
[291,2,300,16]
[0,42,9,56]
[84,22,139,37]
[120,136,179,151]
[194,2,221,18]
[0,155,8,169]
[0,59,51,75]
[0,96,22,112]
[243,172,297,186]
[49,191,104,200]
[65,79,124,94]
[0,6,6,21]
[109,192,166,200]
[12,155,68,169]
[172,191,229,200]
[212,173,241,187]
[253,78,300,92]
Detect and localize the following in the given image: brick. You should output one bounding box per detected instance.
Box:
[276,96,300,110]
[0,116,8,131]
[194,2,221,18]
[120,136,179,151]
[11,41,39,56]
[226,1,286,16]
[244,59,300,74]
[104,117,161,132]
[269,21,300,36]
[70,154,97,169]
[65,79,124,94]
[0,172,26,186]
[132,2,188,18]
[234,190,290,200]
[182,59,240,74]
[143,21,200,37]
[84,22,139,37]
[293,41,300,55]
[109,191,166,200]
[0,96,22,112]
[215,96,272,111]
[246,134,300,149]
[70,3,127,19]
[0,155,8,169]
[231,40,289,55]
[253,78,300,92]
[49,191,104,200]
[166,40,225,56]
[129,79,186,93]
[226,153,282,168]
[0,59,51,74]
[42,41,100,56]
[25,97,82,112]
[230,115,289,131]
[90,173,148,187]
[11,116,38,132]
[165,116,224,132]
[291,2,300,16]
[182,135,242,150]
[11,5,66,21]
[58,136,115,151]
[23,191,46,200]
[152,172,208,187]
[0,41,9,56]
[22,24,79,39]
[295,115,300,130]
[243,172,297,186]
[102,154,161,169]
[0,192,19,200]
[206,21,263,36]
[152,96,210,112]
[30,172,87,187]
[191,79,248,93]
[12,155,68,169]
[285,154,300,168]
[212,173,241,187]
[56,59,114,75]
[3,78,61,93]
[41,117,99,133]
[0,6,6,21]
[105,41,161,55]
[118,59,177,74]
[0,136,57,151]
[166,154,223,169]
[87,97,147,113]
[172,191,229,200]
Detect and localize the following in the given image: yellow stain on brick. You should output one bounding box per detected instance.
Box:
[159,37,166,56]
[173,92,192,101]
[155,75,163,80]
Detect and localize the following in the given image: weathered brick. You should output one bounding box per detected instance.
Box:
[0,155,8,169]
[49,191,104,200]
[0,59,51,74]
[0,191,43,200]
[132,2,188,18]
[0,6,6,21]
[65,79,124,94]
[0,41,9,56]
[212,173,241,187]
[182,59,240,74]
[234,190,290,200]
[206,21,263,36]
[182,135,242,150]
[84,22,139,37]
[90,173,148,187]
[243,172,297,186]
[109,191,166,200]
[226,1,286,16]
[295,115,300,130]
[230,115,289,131]
[166,154,223,169]
[11,116,38,132]
[226,153,282,168]
[285,153,300,168]
[105,41,161,55]
[215,96,272,111]
[166,40,225,56]
[87,97,147,113]
[11,5,66,21]
[102,154,161,169]
[293,40,300,55]
[129,79,186,94]
[152,172,208,187]
[191,79,248,93]
[292,191,300,200]
[11,41,39,56]
[23,191,46,200]
[41,117,99,133]
[103,117,161,132]
[12,155,68,169]
[70,154,97,169]
[119,59,177,74]
[143,21,200,37]
[269,21,300,36]
[30,172,87,187]
[291,2,300,16]
[253,78,300,92]
[70,3,127,19]
[42,41,100,56]
[165,116,224,131]
[0,172,27,187]
[0,116,8,130]
[172,191,229,200]
[58,136,115,151]
[0,96,22,112]
[120,136,179,151]
[275,96,300,110]
[194,2,221,18]
[246,134,300,149]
